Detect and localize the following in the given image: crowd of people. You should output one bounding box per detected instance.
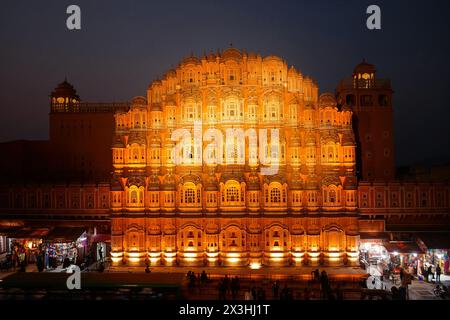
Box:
[0,241,102,273]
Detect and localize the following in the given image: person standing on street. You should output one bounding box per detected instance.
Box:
[427,265,433,282]
[436,265,442,283]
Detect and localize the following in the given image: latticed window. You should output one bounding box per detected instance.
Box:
[184,188,195,204]
[226,186,240,202]
[270,188,281,203]
[329,190,336,203]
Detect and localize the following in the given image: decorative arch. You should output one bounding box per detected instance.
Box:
[221,180,245,205]
[322,224,345,252]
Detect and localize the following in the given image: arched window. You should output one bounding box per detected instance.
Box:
[270,188,281,203]
[184,187,195,204]
[226,185,239,202]
[223,98,241,121]
[128,185,144,206]
[223,180,242,205]
[267,182,286,205]
[130,190,137,203]
[329,190,336,203]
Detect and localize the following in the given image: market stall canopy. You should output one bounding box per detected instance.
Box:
[0,227,49,239]
[383,241,425,254]
[360,232,390,240]
[416,232,450,249]
[43,227,86,242]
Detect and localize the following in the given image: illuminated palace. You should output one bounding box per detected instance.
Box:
[1,48,450,267]
[109,48,364,267]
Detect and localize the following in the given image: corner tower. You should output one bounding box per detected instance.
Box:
[336,61,395,181]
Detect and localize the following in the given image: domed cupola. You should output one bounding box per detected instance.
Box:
[318,93,337,109]
[222,46,242,62]
[353,59,376,77]
[50,79,80,105]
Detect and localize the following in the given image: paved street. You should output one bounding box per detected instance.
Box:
[1,264,449,300]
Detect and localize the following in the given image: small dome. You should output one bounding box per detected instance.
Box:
[180,174,202,185]
[220,172,245,184]
[263,55,283,63]
[264,174,286,185]
[320,131,340,144]
[354,59,376,75]
[126,175,146,187]
[51,79,80,102]
[322,175,341,187]
[131,96,147,106]
[318,93,337,109]
[181,55,200,66]
[222,47,242,62]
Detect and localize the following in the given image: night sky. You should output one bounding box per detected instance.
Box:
[1,0,450,167]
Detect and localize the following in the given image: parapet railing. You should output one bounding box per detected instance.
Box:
[51,102,131,113]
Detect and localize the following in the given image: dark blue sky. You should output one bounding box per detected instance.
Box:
[1,0,450,166]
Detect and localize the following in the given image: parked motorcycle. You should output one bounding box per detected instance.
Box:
[433,285,449,299]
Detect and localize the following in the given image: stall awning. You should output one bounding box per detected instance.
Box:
[360,232,390,240]
[416,232,450,249]
[383,241,424,254]
[43,227,86,242]
[0,227,49,239]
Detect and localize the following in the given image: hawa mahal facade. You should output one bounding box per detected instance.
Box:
[1,48,449,267]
